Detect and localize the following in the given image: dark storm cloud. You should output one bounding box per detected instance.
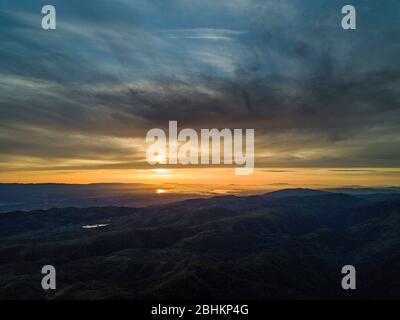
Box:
[0,0,399,169]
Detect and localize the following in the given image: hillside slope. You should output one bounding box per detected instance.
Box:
[0,191,399,300]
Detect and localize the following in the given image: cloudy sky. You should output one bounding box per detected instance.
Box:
[0,0,399,187]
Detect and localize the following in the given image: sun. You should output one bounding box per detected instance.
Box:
[156,189,167,194]
[151,169,171,174]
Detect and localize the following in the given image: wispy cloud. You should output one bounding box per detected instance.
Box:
[0,0,400,173]
[162,28,246,41]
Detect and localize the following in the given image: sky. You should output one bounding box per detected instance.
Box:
[0,0,400,189]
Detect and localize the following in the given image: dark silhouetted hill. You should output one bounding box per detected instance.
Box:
[0,189,399,300]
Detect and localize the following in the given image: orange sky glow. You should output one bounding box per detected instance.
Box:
[1,167,399,194]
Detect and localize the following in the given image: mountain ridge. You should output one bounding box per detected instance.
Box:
[0,188,399,299]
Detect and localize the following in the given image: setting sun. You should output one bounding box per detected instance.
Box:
[151,169,171,174]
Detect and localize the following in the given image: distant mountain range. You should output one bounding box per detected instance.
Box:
[1,183,399,213]
[0,183,202,212]
[0,188,399,299]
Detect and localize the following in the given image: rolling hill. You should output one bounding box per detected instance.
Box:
[0,189,399,300]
